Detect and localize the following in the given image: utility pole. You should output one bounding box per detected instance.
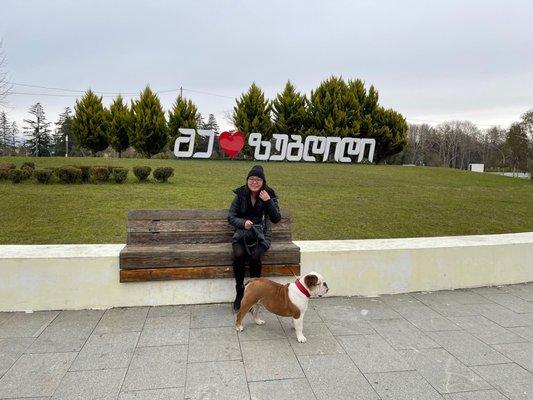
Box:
[65,134,69,157]
[180,86,183,98]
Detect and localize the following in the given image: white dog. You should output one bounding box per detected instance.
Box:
[235,272,329,342]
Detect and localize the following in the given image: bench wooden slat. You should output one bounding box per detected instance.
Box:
[120,242,301,269]
[127,219,291,233]
[128,209,291,220]
[120,264,301,282]
[127,230,292,245]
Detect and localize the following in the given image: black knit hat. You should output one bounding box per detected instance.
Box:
[246,165,266,182]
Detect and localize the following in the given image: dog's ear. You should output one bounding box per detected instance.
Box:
[304,274,319,288]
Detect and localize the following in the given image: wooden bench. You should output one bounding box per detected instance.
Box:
[119,209,300,282]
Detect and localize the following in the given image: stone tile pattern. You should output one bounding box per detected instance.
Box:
[0,282,532,399]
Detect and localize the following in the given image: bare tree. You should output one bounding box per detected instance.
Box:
[0,40,11,106]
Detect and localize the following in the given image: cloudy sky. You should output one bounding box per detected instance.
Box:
[1,0,532,134]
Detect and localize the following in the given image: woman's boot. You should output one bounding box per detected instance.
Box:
[233,284,244,311]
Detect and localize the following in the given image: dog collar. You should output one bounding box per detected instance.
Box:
[295,279,310,298]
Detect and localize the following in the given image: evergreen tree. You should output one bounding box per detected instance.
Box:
[9,121,18,154]
[108,95,131,157]
[505,122,530,171]
[168,95,198,147]
[368,106,408,162]
[272,80,307,136]
[53,107,74,156]
[24,103,52,156]
[0,111,9,155]
[306,76,360,137]
[72,89,109,155]
[196,113,206,130]
[131,86,168,157]
[233,82,272,138]
[205,114,220,133]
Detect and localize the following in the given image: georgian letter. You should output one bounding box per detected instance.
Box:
[193,129,215,158]
[358,138,376,162]
[248,132,271,160]
[174,128,195,158]
[286,135,304,161]
[269,134,289,161]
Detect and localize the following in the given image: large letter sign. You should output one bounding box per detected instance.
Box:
[174,130,375,163]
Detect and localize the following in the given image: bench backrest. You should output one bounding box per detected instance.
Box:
[127,209,293,245]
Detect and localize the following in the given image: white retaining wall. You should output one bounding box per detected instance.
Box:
[0,232,532,311]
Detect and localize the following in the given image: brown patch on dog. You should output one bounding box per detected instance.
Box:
[304,274,318,288]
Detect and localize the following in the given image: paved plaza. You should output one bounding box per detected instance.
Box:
[0,282,532,399]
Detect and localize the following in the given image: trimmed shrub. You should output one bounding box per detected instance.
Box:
[133,166,151,182]
[152,151,172,159]
[20,167,33,181]
[111,167,129,183]
[79,166,91,183]
[91,166,110,182]
[0,167,10,180]
[21,162,36,170]
[34,169,53,184]
[57,166,82,183]
[153,166,174,183]
[8,169,24,183]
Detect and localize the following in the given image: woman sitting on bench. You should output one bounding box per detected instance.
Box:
[228,165,282,310]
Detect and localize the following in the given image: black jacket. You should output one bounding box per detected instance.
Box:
[228,185,281,249]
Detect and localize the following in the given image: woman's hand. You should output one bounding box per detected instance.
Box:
[259,190,271,201]
[244,220,253,230]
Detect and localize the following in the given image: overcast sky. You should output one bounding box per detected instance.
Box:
[1,0,532,134]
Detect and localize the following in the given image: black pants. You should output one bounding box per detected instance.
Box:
[232,241,266,288]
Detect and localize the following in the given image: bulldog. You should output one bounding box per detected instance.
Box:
[235,272,329,343]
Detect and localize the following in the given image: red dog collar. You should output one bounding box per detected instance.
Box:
[295,279,310,298]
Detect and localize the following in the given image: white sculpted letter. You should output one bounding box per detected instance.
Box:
[193,129,215,158]
[174,128,195,158]
[358,138,376,162]
[286,135,304,162]
[303,136,326,162]
[248,132,271,160]
[269,134,289,161]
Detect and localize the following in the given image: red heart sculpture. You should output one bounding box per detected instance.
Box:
[219,131,245,158]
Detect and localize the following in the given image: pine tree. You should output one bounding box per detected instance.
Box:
[272,81,307,136]
[0,111,9,155]
[108,95,131,158]
[306,76,360,138]
[24,103,52,157]
[72,89,109,155]
[53,107,74,156]
[196,113,206,130]
[205,114,219,133]
[233,83,272,157]
[368,106,408,162]
[9,121,18,154]
[131,86,168,157]
[168,95,198,147]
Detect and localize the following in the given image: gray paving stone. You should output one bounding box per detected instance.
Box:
[188,327,241,363]
[479,293,533,314]
[299,306,323,322]
[315,301,400,322]
[365,370,444,399]
[94,307,148,334]
[0,352,76,398]
[70,331,139,371]
[119,387,184,400]
[502,283,533,302]
[429,304,482,317]
[237,312,286,341]
[472,363,533,400]
[477,304,533,328]
[369,319,440,350]
[147,305,191,318]
[137,315,189,347]
[241,338,304,381]
[0,311,59,338]
[51,368,126,399]
[338,334,411,373]
[395,304,443,320]
[450,315,526,344]
[413,290,488,306]
[323,318,376,336]
[191,304,234,329]
[28,311,102,353]
[394,305,460,332]
[427,331,510,366]
[0,313,14,326]
[509,326,533,342]
[491,342,533,372]
[185,360,249,400]
[248,378,316,400]
[379,293,424,309]
[299,353,379,400]
[0,337,34,378]
[399,348,491,394]
[284,322,344,356]
[443,390,509,400]
[122,345,187,391]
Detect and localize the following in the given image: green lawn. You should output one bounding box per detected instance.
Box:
[1,156,532,244]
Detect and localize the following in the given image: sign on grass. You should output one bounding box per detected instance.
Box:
[174,129,375,163]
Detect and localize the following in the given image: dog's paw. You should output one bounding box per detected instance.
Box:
[254,318,265,325]
[297,335,307,343]
[235,325,243,332]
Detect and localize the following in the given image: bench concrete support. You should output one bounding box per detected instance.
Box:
[1,232,532,312]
